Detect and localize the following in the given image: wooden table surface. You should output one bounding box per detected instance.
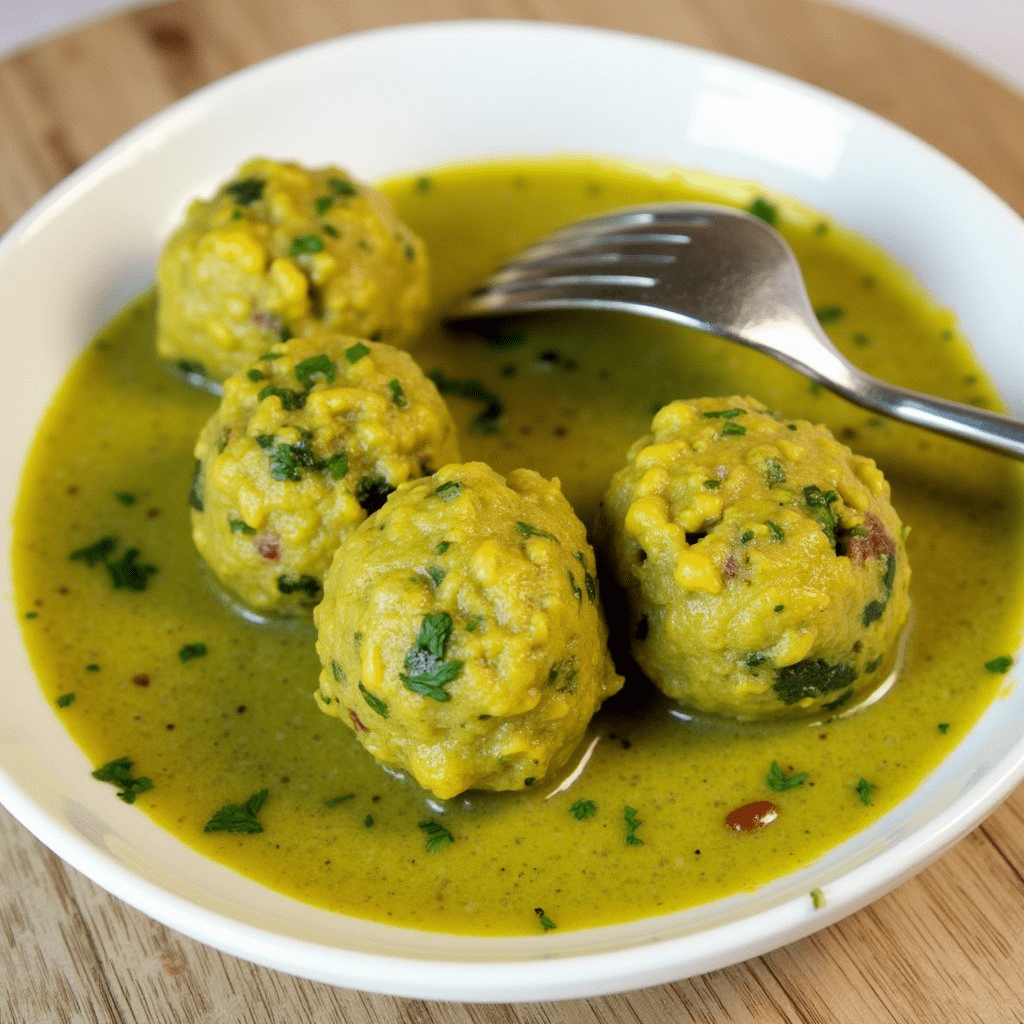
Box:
[3,1,1024,1020]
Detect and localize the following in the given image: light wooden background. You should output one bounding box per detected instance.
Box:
[2,1,1024,1021]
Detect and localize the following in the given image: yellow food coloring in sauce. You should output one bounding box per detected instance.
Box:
[12,158,1024,935]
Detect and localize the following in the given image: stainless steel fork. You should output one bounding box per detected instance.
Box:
[447,203,1024,459]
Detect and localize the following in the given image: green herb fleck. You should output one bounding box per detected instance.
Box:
[515,521,558,542]
[740,529,755,544]
[24,611,38,619]
[570,799,597,821]
[434,480,463,500]
[436,541,452,555]
[113,491,136,506]
[465,615,482,632]
[329,177,357,197]
[766,521,785,542]
[258,385,307,411]
[938,722,950,734]
[224,177,264,205]
[324,453,349,480]
[188,459,205,512]
[92,757,153,804]
[624,806,645,846]
[294,354,336,389]
[331,660,346,683]
[418,819,454,852]
[764,458,787,487]
[229,518,256,535]
[107,549,157,591]
[803,485,840,548]
[325,793,355,807]
[722,420,747,436]
[364,814,374,828]
[702,407,746,419]
[815,306,844,324]
[70,536,117,566]
[573,551,597,601]
[204,789,269,834]
[400,612,463,702]
[416,176,431,192]
[388,378,408,408]
[289,234,324,256]
[774,659,857,705]
[314,195,332,216]
[345,341,371,363]
[535,907,557,931]
[749,196,778,225]
[855,778,876,805]
[425,565,445,587]
[178,642,207,662]
[359,683,388,718]
[985,655,1014,674]
[57,693,76,708]
[427,370,504,434]
[703,478,722,489]
[810,887,826,910]
[277,574,322,601]
[246,368,265,382]
[567,570,583,605]
[766,760,809,791]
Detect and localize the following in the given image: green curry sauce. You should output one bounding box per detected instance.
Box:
[12,158,1024,935]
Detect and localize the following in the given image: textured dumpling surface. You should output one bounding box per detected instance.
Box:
[157,157,429,380]
[596,396,910,721]
[314,462,624,799]
[190,335,460,613]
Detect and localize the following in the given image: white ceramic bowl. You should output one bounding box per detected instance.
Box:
[1,20,1022,1004]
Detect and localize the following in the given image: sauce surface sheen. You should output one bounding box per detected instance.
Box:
[13,157,1024,936]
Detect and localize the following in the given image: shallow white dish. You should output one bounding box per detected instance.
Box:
[1,19,1022,1004]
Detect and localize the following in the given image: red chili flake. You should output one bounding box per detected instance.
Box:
[254,532,281,560]
[133,673,151,687]
[841,512,896,565]
[349,708,368,732]
[725,800,779,832]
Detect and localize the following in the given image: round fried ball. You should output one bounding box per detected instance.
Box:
[190,335,460,613]
[314,462,624,799]
[157,158,429,380]
[595,396,910,721]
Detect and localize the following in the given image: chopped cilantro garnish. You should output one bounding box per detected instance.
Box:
[425,565,445,587]
[330,177,357,197]
[574,551,597,601]
[938,722,950,734]
[288,234,324,256]
[803,485,840,548]
[331,660,346,683]
[740,529,755,544]
[388,378,407,408]
[400,612,463,702]
[314,196,332,216]
[766,760,809,791]
[984,655,1014,674]
[515,521,558,541]
[436,541,452,555]
[224,177,264,205]
[815,306,844,324]
[359,683,388,718]
[246,368,265,382]
[204,789,269,834]
[265,439,318,482]
[567,570,583,605]
[855,778,876,805]
[258,385,307,410]
[766,521,785,542]
[702,407,746,419]
[345,342,371,363]
[277,574,322,601]
[113,491,136,506]
[415,176,431,192]
[703,479,722,489]
[774,659,857,705]
[324,453,349,480]
[179,642,207,662]
[749,196,778,225]
[418,819,454,852]
[294,354,336,389]
[56,693,75,708]
[106,549,156,591]
[188,459,205,512]
[229,518,256,534]
[722,420,747,436]
[570,799,597,821]
[624,806,645,846]
[92,757,153,804]
[810,888,826,910]
[465,615,482,632]
[70,536,117,566]
[434,480,463,500]
[325,793,355,807]
[534,907,557,931]
[764,458,786,487]
[355,474,395,514]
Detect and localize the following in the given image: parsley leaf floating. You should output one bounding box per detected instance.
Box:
[178,642,207,662]
[624,806,645,846]
[106,548,157,591]
[985,655,1014,674]
[92,757,153,804]
[70,536,117,566]
[855,778,876,805]
[569,799,597,821]
[204,788,269,834]
[400,612,463,701]
[534,907,557,931]
[418,819,454,852]
[766,760,809,792]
